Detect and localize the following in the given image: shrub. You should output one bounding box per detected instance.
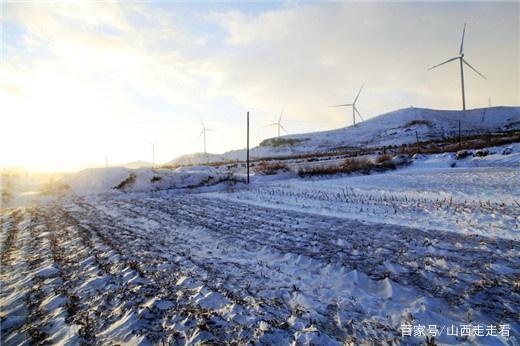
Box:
[298,158,374,177]
[340,158,374,173]
[1,190,13,205]
[259,137,306,147]
[150,176,162,183]
[474,149,489,157]
[297,154,412,177]
[404,120,432,127]
[455,150,472,160]
[254,161,290,175]
[114,173,136,191]
[375,154,393,165]
[41,179,70,196]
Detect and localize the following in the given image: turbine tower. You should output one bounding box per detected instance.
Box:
[428,23,486,111]
[331,84,365,125]
[147,142,158,168]
[267,109,287,137]
[198,121,214,162]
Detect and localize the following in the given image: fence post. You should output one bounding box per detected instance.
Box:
[415,131,420,154]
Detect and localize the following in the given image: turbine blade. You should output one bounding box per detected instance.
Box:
[264,123,278,127]
[353,83,364,104]
[427,56,459,70]
[197,130,204,139]
[331,104,353,107]
[462,59,487,79]
[355,107,364,122]
[280,124,288,133]
[279,108,284,122]
[459,23,466,55]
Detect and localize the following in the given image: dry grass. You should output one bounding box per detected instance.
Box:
[298,158,373,177]
[374,154,393,165]
[298,154,411,177]
[404,119,432,127]
[113,173,136,191]
[253,161,290,175]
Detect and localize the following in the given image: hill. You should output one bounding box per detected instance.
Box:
[167,106,520,166]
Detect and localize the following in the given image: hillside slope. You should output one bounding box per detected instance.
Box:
[168,106,520,165]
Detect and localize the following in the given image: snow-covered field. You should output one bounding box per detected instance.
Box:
[2,135,520,345]
[2,152,519,345]
[217,166,519,241]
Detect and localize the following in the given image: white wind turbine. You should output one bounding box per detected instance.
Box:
[266,109,287,137]
[147,141,158,168]
[331,84,365,125]
[198,121,214,162]
[428,23,486,111]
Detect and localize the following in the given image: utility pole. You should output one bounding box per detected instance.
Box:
[247,111,250,184]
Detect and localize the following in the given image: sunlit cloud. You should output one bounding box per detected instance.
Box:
[1,1,518,172]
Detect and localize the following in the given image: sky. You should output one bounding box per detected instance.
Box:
[1,1,519,172]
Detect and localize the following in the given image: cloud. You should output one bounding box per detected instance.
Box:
[205,2,519,122]
[1,1,518,171]
[1,1,215,170]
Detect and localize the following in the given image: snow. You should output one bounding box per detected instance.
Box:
[36,265,60,278]
[167,152,228,166]
[168,106,520,165]
[410,143,520,170]
[2,181,517,344]
[213,144,520,241]
[280,106,519,153]
[60,165,236,195]
[1,106,519,344]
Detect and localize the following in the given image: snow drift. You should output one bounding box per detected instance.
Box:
[61,166,234,195]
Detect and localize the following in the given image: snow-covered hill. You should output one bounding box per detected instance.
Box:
[168,106,520,165]
[116,160,154,169]
[167,153,227,166]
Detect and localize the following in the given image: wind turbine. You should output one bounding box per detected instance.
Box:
[331,84,365,125]
[428,23,486,111]
[147,142,158,168]
[266,109,287,137]
[198,121,214,163]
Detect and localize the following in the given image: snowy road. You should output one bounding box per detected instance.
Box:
[1,181,519,345]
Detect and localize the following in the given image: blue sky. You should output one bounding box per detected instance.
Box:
[1,1,518,171]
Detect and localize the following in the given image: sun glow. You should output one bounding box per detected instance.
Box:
[1,1,518,173]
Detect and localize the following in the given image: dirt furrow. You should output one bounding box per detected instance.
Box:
[135,195,520,323]
[63,200,274,344]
